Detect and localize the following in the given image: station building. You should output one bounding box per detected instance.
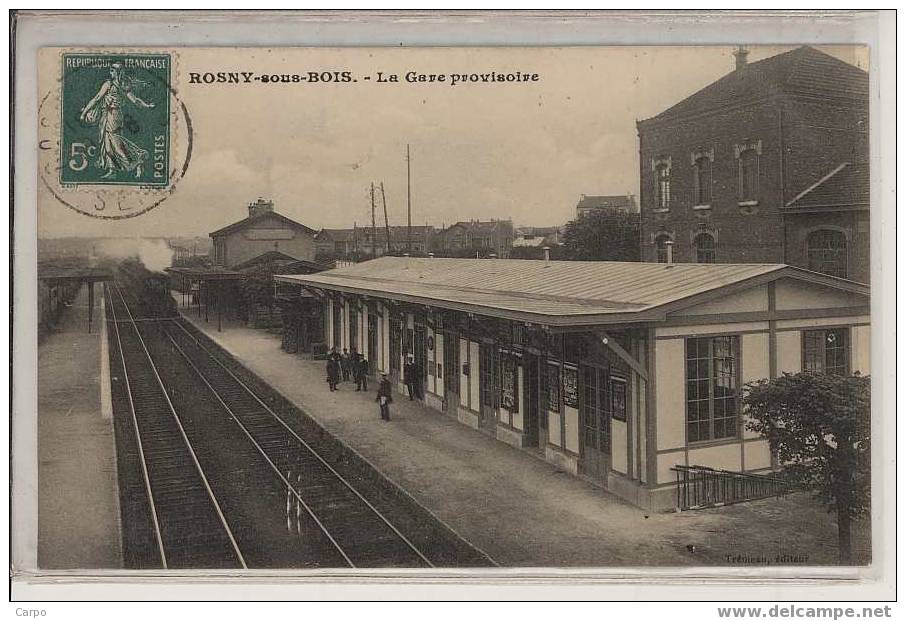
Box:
[637,46,869,283]
[277,256,870,510]
[211,198,318,269]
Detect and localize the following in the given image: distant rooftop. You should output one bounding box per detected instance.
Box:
[640,46,868,126]
[576,194,638,214]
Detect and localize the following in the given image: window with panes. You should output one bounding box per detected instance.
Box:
[686,336,739,442]
[655,163,671,209]
[655,234,671,264]
[581,365,610,453]
[693,156,712,205]
[803,328,849,375]
[389,316,402,372]
[694,233,716,264]
[738,148,759,201]
[807,230,848,279]
[480,343,498,408]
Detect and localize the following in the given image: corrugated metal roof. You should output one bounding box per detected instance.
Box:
[278,257,829,325]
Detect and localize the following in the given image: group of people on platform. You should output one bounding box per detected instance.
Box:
[325,348,370,392]
[325,348,425,422]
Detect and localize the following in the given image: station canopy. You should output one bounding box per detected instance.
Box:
[276,257,869,327]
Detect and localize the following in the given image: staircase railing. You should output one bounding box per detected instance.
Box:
[672,464,794,510]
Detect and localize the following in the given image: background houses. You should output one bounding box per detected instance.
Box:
[434,219,515,258]
[637,46,869,282]
[576,194,638,219]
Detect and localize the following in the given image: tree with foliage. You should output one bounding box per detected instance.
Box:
[560,209,640,261]
[743,372,870,563]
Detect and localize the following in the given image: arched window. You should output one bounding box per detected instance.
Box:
[655,162,671,209]
[694,233,716,264]
[807,230,848,278]
[655,234,672,263]
[735,141,761,202]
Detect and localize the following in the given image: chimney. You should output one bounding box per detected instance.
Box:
[665,240,674,264]
[543,246,551,266]
[733,46,749,70]
[248,197,274,218]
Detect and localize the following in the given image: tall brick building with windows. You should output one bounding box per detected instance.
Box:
[637,46,869,283]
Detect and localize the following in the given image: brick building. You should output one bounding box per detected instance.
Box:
[436,219,515,258]
[637,46,869,283]
[210,198,317,268]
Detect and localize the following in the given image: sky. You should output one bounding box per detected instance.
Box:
[37,45,867,239]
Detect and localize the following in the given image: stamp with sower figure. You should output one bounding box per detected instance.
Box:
[60,53,171,186]
[39,49,191,219]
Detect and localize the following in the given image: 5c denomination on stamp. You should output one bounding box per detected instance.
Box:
[60,53,171,186]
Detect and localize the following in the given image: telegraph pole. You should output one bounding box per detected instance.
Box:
[406,144,412,252]
[370,182,377,259]
[380,182,392,254]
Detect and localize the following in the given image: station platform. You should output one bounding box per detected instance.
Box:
[179,308,869,567]
[38,284,122,569]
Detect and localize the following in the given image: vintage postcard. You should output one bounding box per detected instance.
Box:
[11,11,894,603]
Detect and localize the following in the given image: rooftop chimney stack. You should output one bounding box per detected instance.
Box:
[248,197,274,218]
[734,46,749,71]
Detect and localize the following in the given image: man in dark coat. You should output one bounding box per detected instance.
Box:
[341,348,351,381]
[326,349,341,391]
[355,354,369,391]
[403,355,415,400]
[376,374,393,421]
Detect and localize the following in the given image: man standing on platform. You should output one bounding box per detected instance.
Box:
[355,353,369,392]
[376,374,393,421]
[326,348,341,392]
[341,348,351,382]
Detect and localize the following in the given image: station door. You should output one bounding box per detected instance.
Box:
[580,364,611,481]
[443,331,460,415]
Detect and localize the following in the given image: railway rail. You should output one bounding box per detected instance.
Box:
[106,284,246,569]
[107,279,474,568]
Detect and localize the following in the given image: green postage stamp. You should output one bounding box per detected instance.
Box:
[60,53,171,186]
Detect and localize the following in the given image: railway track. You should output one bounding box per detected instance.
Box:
[106,284,246,569]
[108,281,449,568]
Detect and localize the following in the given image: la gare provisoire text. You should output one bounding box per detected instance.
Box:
[188,70,541,86]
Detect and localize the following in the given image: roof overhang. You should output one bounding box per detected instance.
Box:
[276,261,869,331]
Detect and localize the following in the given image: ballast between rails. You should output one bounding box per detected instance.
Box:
[164,318,436,568]
[106,284,168,568]
[108,283,248,569]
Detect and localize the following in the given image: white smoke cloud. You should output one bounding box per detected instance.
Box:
[96,237,174,272]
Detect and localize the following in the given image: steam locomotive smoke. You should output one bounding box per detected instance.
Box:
[96,238,173,272]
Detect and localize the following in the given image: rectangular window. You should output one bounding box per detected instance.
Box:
[656,164,671,209]
[389,317,401,372]
[738,149,759,201]
[685,336,739,443]
[480,344,498,408]
[610,375,628,422]
[693,156,712,205]
[803,328,849,375]
[500,354,519,413]
[581,365,610,452]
